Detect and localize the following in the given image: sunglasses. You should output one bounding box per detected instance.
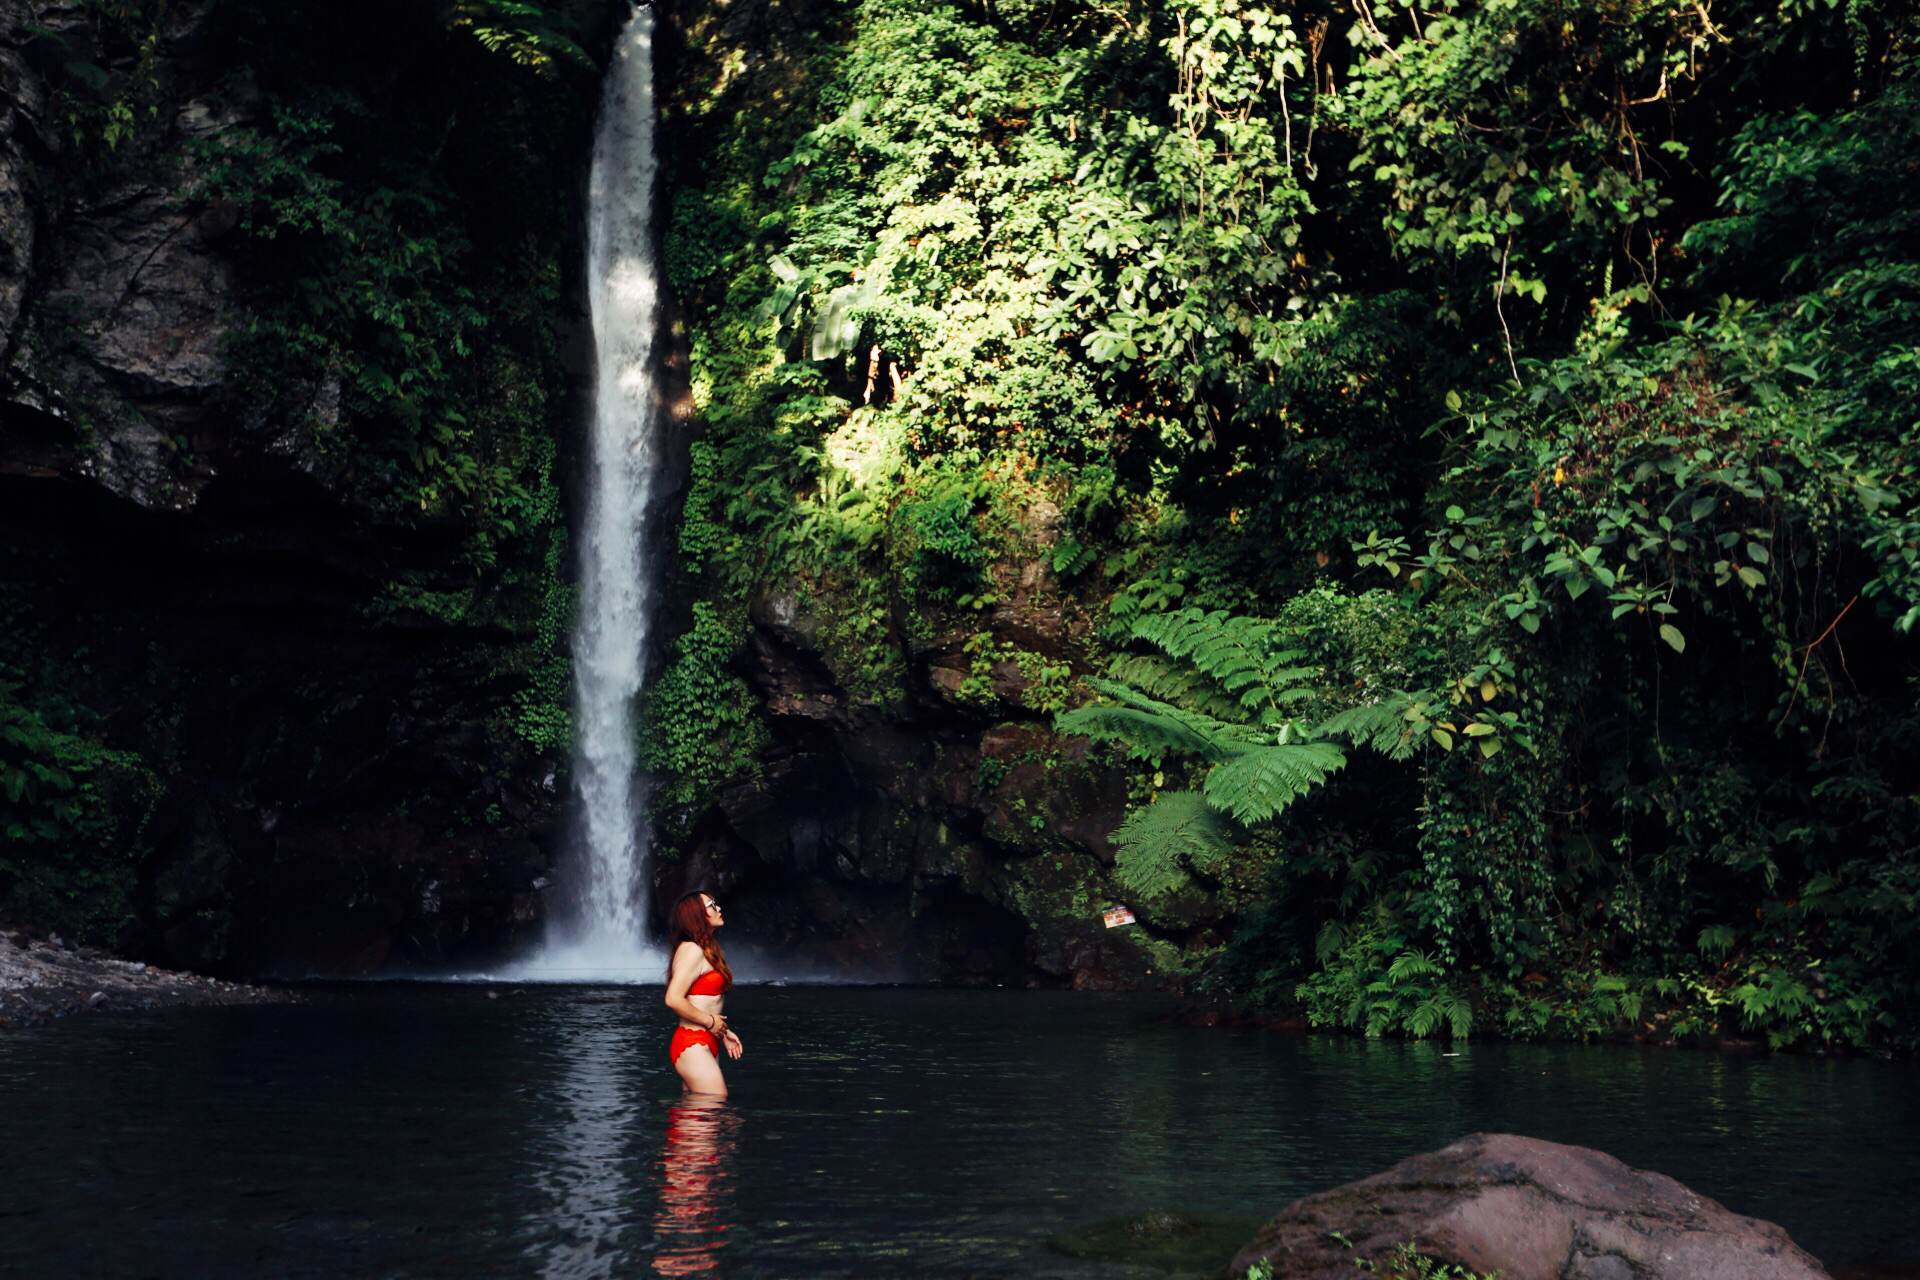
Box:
[704,900,723,913]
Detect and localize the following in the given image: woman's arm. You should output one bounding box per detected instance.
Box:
[663,942,727,1033]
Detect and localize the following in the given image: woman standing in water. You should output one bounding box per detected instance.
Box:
[664,891,744,1095]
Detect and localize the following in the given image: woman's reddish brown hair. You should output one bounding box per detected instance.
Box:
[666,890,731,987]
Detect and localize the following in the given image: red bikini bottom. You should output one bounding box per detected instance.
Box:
[669,1026,720,1064]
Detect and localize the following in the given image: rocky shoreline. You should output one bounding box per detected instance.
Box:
[0,932,289,1030]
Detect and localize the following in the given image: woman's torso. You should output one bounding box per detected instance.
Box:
[680,950,728,1028]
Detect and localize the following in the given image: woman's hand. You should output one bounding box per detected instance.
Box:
[722,1028,744,1060]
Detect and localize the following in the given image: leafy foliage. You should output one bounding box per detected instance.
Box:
[1166,54,1917,1044]
[649,0,1917,1044]
[642,604,770,819]
[0,679,159,947]
[448,1,591,77]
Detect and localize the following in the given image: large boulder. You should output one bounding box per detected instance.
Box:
[1228,1132,1829,1280]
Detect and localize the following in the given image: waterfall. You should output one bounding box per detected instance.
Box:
[519,3,667,982]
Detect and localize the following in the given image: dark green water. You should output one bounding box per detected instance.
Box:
[0,985,1914,1278]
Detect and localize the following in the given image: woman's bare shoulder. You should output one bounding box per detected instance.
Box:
[666,941,705,988]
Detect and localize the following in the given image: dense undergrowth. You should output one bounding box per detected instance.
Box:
[658,0,1919,1048]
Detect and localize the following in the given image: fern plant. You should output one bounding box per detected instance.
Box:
[1297,922,1475,1040]
[1058,608,1419,903]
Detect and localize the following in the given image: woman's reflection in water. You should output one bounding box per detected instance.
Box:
[651,1095,741,1276]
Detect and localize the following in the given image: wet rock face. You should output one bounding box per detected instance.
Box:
[1228,1132,1831,1280]
[664,545,1217,987]
[36,175,237,507]
[0,21,45,343]
[0,1,244,509]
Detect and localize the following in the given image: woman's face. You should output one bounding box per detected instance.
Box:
[702,895,724,929]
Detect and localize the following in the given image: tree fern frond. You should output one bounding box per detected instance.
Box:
[1249,665,1319,687]
[1061,608,1420,872]
[1314,919,1348,965]
[1133,609,1291,709]
[1054,705,1213,759]
[1320,697,1420,760]
[1111,790,1232,901]
[1201,742,1348,824]
[1109,655,1245,721]
[1058,677,1256,760]
[1131,608,1251,662]
[1248,680,1320,718]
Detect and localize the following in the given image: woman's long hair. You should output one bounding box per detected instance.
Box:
[666,890,731,987]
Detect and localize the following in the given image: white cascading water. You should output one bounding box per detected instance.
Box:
[518,3,666,982]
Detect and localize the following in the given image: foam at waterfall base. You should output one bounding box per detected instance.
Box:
[446,946,896,987]
[491,933,668,984]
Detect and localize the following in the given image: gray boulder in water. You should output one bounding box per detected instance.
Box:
[1227,1132,1829,1280]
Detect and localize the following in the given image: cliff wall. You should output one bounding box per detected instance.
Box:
[0,0,611,975]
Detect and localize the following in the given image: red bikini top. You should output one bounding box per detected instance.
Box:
[688,968,729,996]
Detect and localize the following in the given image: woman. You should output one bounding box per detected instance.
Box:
[664,891,744,1096]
